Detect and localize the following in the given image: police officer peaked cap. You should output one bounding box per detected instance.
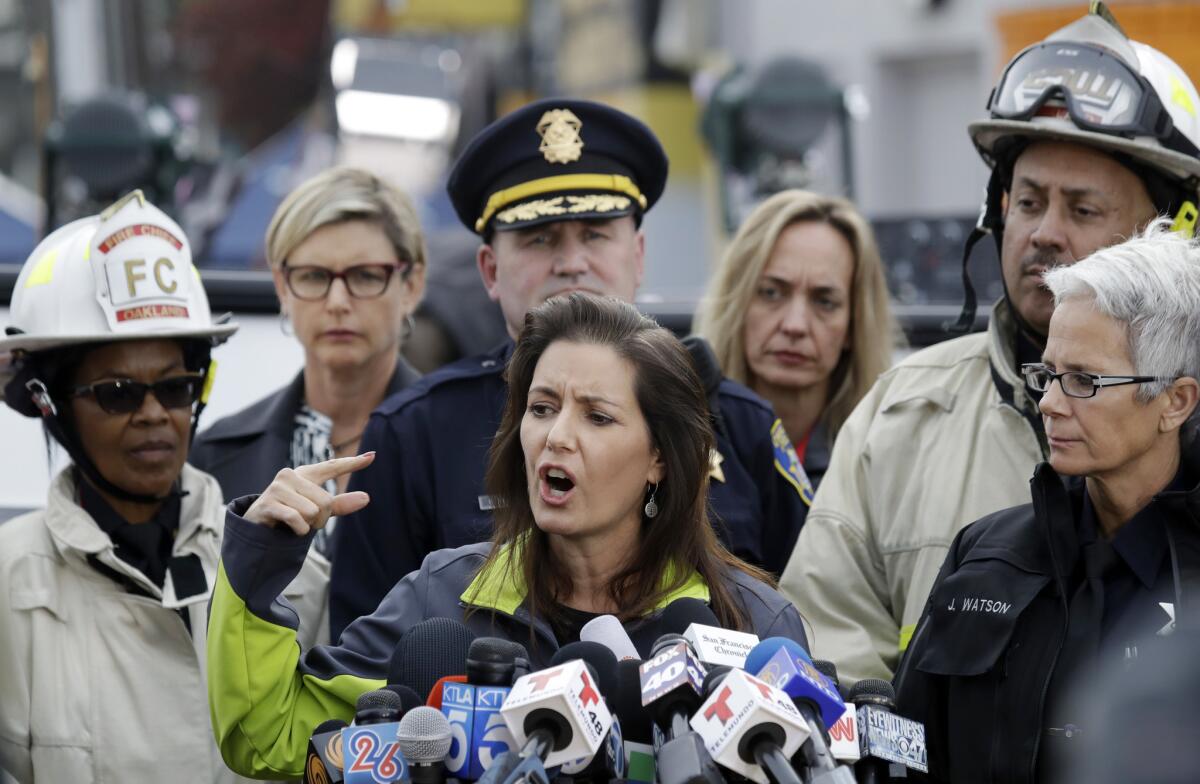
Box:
[448,97,668,236]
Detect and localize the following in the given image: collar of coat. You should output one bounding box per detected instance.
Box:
[460,538,711,616]
[987,297,1041,419]
[42,464,224,608]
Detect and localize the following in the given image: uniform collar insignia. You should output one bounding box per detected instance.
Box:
[1157,601,1176,636]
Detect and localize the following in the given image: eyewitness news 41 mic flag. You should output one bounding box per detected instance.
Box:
[857,705,928,773]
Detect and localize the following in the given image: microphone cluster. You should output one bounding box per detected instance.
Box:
[303,603,928,783]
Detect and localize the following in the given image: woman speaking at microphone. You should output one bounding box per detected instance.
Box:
[207,294,808,779]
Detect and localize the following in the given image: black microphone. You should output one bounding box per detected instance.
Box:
[811,662,861,769]
[813,660,847,700]
[356,689,403,725]
[385,684,426,716]
[657,598,721,637]
[655,598,762,669]
[468,638,527,685]
[612,660,654,744]
[612,658,656,781]
[849,679,928,783]
[305,718,348,783]
[348,690,408,782]
[639,634,724,784]
[388,617,478,699]
[446,637,526,779]
[550,642,620,696]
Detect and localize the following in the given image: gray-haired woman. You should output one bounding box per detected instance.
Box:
[893,221,1200,784]
[190,167,426,556]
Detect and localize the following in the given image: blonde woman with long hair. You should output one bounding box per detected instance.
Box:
[191,167,427,547]
[696,190,898,487]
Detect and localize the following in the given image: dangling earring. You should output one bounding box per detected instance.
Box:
[279,311,293,336]
[644,482,659,519]
[401,313,415,342]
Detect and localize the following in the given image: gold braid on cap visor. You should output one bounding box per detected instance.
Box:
[475,173,647,232]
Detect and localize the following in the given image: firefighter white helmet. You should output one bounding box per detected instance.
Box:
[0,190,235,365]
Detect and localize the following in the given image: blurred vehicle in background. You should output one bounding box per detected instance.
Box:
[3,0,1194,529]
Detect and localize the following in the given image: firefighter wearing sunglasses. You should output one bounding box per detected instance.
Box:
[0,191,326,783]
[781,0,1200,692]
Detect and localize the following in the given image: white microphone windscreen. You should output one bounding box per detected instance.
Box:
[580,614,640,661]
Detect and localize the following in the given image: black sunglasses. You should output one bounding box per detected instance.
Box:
[69,373,205,414]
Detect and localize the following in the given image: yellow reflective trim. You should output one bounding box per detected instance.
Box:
[1172,200,1198,237]
[475,173,647,232]
[1169,75,1197,118]
[201,360,217,405]
[24,247,60,287]
[461,539,709,615]
[899,623,917,652]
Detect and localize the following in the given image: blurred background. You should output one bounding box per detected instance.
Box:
[2,0,1200,515]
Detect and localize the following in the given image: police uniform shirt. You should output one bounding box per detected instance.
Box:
[1040,475,1183,777]
[328,340,812,638]
[1079,484,1179,650]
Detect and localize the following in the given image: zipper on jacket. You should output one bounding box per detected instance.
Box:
[989,650,1007,782]
[1028,477,1070,783]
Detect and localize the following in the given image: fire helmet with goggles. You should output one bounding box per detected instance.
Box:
[948,2,1200,333]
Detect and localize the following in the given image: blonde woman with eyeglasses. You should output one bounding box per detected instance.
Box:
[190,167,426,557]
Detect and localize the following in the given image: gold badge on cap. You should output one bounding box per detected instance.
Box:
[537,109,584,164]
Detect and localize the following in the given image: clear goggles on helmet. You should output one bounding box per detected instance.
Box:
[988,40,1200,159]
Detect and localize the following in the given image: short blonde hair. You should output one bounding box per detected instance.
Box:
[265,166,427,270]
[695,190,898,440]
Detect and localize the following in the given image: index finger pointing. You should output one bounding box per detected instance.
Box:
[295,451,376,485]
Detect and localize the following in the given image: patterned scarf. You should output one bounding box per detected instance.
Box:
[291,405,338,556]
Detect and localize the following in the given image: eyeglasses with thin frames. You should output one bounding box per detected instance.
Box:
[281,261,411,300]
[1021,363,1176,399]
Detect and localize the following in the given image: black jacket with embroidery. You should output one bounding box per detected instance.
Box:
[893,434,1200,783]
